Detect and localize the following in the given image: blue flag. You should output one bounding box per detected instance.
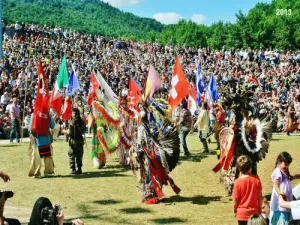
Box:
[66,65,80,96]
[208,74,219,101]
[196,63,205,105]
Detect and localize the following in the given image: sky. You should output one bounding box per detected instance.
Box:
[102,0,272,25]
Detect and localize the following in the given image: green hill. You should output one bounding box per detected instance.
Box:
[3,0,164,38]
[3,0,300,49]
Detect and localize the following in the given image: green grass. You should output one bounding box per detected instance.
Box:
[1,134,300,225]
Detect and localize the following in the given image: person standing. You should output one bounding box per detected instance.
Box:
[214,103,226,150]
[177,99,192,156]
[66,108,85,175]
[29,113,56,177]
[232,155,263,225]
[269,152,300,225]
[194,102,210,153]
[9,97,20,143]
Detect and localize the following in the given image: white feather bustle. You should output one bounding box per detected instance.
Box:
[241,118,264,153]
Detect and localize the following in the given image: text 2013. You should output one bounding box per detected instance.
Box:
[276,9,292,16]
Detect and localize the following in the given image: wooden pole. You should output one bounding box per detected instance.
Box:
[21,80,28,142]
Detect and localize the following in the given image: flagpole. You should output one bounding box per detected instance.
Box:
[21,84,27,142]
[21,60,31,142]
[81,91,87,150]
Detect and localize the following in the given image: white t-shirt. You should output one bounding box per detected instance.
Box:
[15,23,21,30]
[290,201,300,220]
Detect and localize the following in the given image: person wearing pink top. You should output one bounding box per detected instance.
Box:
[9,97,21,143]
[270,152,300,225]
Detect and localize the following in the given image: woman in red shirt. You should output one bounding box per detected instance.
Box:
[233,155,263,225]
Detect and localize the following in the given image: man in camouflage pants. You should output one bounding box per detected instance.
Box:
[67,108,85,175]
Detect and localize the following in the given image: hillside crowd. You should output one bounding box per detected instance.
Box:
[1,22,300,139]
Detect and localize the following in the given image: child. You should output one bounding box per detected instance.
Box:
[270,152,300,225]
[262,197,270,224]
[233,155,263,225]
[247,214,267,225]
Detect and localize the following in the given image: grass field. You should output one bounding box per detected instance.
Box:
[1,134,300,225]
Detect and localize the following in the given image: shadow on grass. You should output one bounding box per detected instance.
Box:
[66,216,132,225]
[179,154,208,162]
[93,199,123,205]
[270,138,281,141]
[163,195,221,205]
[151,217,187,224]
[42,170,129,179]
[1,144,20,148]
[104,164,131,171]
[120,207,152,214]
[67,203,133,225]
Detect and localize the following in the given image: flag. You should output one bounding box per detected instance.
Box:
[168,56,190,109]
[188,83,197,115]
[50,55,69,115]
[196,63,205,105]
[144,65,162,99]
[204,74,219,110]
[57,55,69,89]
[128,76,142,108]
[31,60,50,136]
[208,74,219,101]
[96,72,119,103]
[87,71,100,106]
[50,87,63,116]
[66,64,80,96]
[204,89,212,111]
[61,97,72,121]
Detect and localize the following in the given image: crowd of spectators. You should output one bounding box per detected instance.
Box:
[1,22,300,139]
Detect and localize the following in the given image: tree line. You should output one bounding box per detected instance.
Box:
[3,0,300,50]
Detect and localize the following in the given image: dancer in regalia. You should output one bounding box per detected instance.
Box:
[118,93,138,166]
[89,98,121,169]
[28,113,55,178]
[213,91,273,195]
[132,103,181,204]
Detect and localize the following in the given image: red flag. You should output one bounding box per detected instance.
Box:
[87,72,100,106]
[61,97,72,121]
[168,56,190,109]
[188,83,197,115]
[128,77,142,108]
[50,87,63,116]
[31,60,50,136]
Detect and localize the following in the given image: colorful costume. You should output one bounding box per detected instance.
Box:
[131,100,181,204]
[213,91,273,195]
[89,100,120,169]
[118,96,138,166]
[135,116,181,204]
[28,115,55,177]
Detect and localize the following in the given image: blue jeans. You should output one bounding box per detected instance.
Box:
[181,130,190,153]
